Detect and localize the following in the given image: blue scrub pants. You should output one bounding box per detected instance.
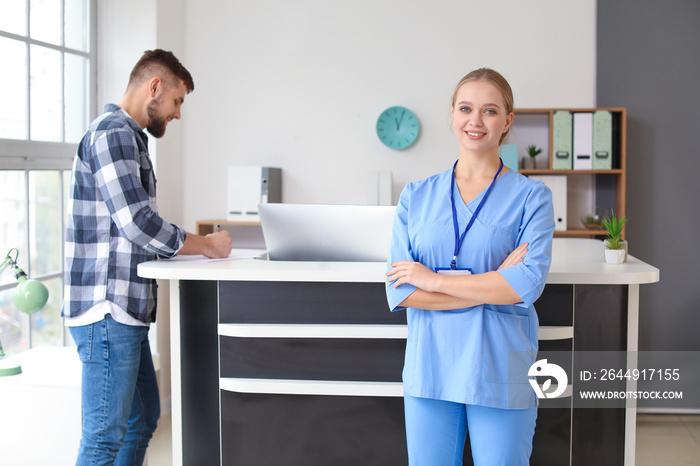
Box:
[404,394,537,466]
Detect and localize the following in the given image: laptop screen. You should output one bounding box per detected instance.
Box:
[258,203,396,262]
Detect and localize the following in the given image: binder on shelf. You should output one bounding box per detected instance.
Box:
[592,110,613,170]
[552,111,573,170]
[499,144,519,172]
[529,175,567,231]
[573,112,593,170]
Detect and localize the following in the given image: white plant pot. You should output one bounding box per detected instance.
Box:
[605,248,626,264]
[604,239,628,263]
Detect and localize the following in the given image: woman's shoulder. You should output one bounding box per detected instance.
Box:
[406,166,452,191]
[497,170,553,210]
[502,169,550,193]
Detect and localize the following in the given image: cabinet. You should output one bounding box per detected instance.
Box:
[138,239,659,466]
[508,108,626,239]
[173,277,628,465]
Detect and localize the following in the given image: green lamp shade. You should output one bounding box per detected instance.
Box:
[0,252,50,376]
[13,273,49,314]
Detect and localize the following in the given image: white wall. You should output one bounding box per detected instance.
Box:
[178,0,596,230]
[98,0,184,414]
[99,0,597,412]
[97,0,156,108]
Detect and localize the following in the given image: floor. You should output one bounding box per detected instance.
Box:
[147,412,700,465]
[635,414,700,466]
[147,411,172,466]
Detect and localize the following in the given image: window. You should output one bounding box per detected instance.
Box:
[1,0,95,354]
[0,0,93,145]
[1,170,70,352]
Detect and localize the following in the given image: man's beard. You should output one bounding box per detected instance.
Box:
[146,98,167,138]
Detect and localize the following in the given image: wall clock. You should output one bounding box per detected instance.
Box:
[376,106,420,149]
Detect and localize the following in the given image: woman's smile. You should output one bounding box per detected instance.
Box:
[466,130,487,140]
[451,80,513,153]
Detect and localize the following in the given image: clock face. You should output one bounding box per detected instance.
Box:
[376,106,419,149]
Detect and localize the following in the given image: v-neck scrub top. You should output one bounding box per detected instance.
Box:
[386,167,555,409]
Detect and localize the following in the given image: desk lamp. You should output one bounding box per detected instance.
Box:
[0,248,49,376]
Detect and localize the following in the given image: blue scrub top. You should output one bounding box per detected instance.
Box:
[386,167,555,409]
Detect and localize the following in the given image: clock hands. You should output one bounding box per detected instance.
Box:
[394,109,406,130]
[377,107,419,149]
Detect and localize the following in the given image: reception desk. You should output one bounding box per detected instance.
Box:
[138,238,659,466]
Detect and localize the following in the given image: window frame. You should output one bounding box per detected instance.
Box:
[0,0,98,171]
[0,0,97,350]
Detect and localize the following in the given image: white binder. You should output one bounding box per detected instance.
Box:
[573,113,593,170]
[529,175,567,231]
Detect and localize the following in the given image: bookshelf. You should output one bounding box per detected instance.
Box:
[509,108,626,239]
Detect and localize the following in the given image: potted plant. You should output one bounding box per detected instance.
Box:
[522,144,542,169]
[581,213,604,230]
[602,210,628,264]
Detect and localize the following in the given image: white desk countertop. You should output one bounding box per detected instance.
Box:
[138,238,659,285]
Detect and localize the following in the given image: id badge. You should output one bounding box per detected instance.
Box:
[435,267,472,275]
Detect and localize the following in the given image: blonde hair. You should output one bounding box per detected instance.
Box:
[450,68,514,145]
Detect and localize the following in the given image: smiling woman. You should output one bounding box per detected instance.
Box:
[385,68,555,465]
[450,68,515,147]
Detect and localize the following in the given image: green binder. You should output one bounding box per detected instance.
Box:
[553,111,573,170]
[593,110,613,170]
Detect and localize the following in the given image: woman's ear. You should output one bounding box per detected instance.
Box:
[503,112,514,133]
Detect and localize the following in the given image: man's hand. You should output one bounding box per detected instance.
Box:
[179,230,232,258]
[204,231,233,258]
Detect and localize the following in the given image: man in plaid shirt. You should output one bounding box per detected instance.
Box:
[62,49,232,465]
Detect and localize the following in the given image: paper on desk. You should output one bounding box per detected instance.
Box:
[163,249,264,263]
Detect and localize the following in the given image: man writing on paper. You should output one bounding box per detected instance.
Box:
[62,49,231,465]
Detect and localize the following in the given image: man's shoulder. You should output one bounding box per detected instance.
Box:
[89,108,131,134]
[79,107,139,162]
[85,105,140,139]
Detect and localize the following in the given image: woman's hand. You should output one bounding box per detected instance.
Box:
[386,261,439,291]
[497,242,529,270]
[387,242,528,293]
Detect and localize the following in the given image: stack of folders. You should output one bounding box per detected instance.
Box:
[553,110,613,170]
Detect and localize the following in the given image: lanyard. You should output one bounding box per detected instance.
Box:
[449,158,504,269]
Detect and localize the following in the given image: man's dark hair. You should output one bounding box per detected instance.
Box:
[128,49,194,93]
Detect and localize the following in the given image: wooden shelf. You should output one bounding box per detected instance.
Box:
[196,219,260,235]
[520,169,623,175]
[554,229,607,238]
[513,108,626,240]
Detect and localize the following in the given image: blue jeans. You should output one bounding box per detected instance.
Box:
[70,316,160,466]
[404,394,537,465]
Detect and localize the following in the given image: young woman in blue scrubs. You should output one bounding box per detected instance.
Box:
[385,68,555,466]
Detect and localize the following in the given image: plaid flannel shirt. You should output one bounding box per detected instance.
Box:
[62,104,186,323]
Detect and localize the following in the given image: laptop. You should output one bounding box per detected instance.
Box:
[258,203,396,262]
